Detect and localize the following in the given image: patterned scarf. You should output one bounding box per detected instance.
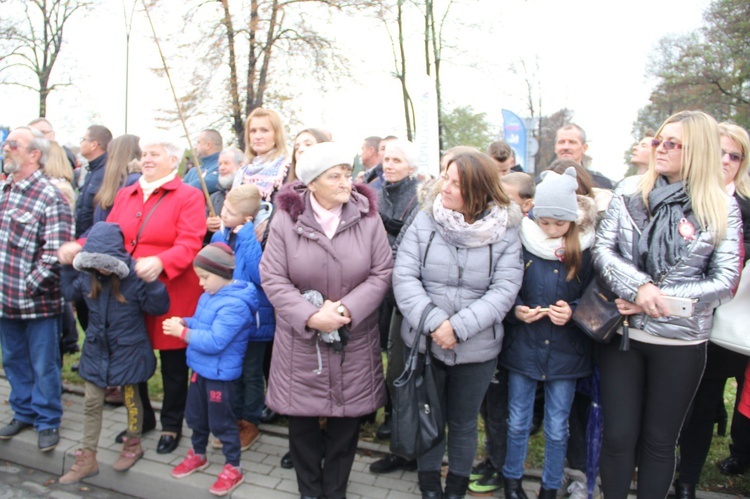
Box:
[432,194,508,248]
[238,151,289,201]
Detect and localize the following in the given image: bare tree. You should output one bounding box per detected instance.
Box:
[153,0,374,149]
[0,0,89,117]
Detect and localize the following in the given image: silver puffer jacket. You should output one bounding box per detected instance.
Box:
[592,194,743,341]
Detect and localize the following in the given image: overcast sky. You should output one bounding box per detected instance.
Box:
[2,0,711,181]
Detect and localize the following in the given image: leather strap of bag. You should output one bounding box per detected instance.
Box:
[129,191,169,256]
[405,303,438,372]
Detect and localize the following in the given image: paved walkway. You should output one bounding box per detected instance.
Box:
[0,377,740,498]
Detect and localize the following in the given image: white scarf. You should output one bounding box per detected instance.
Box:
[139,170,178,201]
[519,217,595,261]
[432,194,508,248]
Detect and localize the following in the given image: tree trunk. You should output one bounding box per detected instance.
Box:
[397,0,413,140]
[219,0,244,149]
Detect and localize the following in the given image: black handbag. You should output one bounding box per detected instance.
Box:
[390,303,444,460]
[572,278,629,345]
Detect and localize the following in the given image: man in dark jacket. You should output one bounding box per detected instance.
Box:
[76,125,112,238]
[555,124,613,189]
[184,129,222,195]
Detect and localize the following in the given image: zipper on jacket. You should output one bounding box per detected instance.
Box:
[488,244,493,277]
[422,231,436,267]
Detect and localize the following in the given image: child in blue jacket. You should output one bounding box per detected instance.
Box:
[59,222,170,483]
[163,243,258,496]
[210,184,274,449]
[500,168,595,498]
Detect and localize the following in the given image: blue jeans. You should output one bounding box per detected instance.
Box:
[0,316,62,430]
[503,372,576,490]
[233,341,267,425]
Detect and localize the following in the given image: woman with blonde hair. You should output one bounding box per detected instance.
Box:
[93,134,141,224]
[233,108,290,201]
[592,110,743,498]
[675,122,750,498]
[45,141,76,211]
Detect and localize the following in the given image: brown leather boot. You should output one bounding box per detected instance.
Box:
[59,449,99,484]
[239,420,260,451]
[113,437,144,471]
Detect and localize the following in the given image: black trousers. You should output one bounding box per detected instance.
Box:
[599,336,706,499]
[678,343,748,484]
[288,416,360,499]
[186,373,241,466]
[139,348,189,433]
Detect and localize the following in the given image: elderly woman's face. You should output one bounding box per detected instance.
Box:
[721,135,744,187]
[383,148,414,183]
[309,165,353,210]
[441,163,465,214]
[249,116,276,156]
[141,144,176,182]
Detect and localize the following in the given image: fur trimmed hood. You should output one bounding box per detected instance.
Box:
[576,194,598,234]
[73,222,132,279]
[275,180,379,222]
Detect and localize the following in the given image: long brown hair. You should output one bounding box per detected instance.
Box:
[445,151,510,220]
[95,134,141,211]
[88,274,127,303]
[562,222,582,281]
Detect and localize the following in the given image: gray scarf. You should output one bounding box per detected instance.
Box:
[629,176,693,281]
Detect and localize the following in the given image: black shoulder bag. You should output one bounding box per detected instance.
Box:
[390,303,444,460]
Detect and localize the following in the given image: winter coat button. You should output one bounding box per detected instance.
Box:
[135,212,142,218]
[545,340,550,345]
[553,269,558,274]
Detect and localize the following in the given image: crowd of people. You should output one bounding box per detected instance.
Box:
[0,109,748,499]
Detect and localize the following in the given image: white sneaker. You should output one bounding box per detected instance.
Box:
[565,468,600,499]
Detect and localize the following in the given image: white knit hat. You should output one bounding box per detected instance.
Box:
[534,167,579,222]
[296,142,352,185]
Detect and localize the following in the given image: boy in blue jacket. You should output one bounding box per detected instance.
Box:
[163,243,258,497]
[210,184,275,450]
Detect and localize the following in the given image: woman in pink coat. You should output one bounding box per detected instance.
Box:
[260,142,392,499]
[59,138,206,455]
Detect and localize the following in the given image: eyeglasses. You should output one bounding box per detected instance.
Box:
[80,137,93,143]
[722,150,745,163]
[651,139,682,151]
[2,140,20,151]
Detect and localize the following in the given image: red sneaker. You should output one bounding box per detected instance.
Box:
[171,449,208,478]
[209,464,244,496]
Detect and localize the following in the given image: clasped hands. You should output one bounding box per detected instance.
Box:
[616,282,667,319]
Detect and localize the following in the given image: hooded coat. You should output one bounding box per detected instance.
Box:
[260,182,392,418]
[61,222,170,388]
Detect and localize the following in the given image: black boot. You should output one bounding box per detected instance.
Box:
[376,413,392,440]
[419,470,443,499]
[444,471,469,498]
[503,477,528,499]
[674,480,696,499]
[537,487,557,499]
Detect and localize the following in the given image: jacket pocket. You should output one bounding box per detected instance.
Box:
[7,209,38,249]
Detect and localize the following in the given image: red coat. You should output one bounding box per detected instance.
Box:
[107,177,206,350]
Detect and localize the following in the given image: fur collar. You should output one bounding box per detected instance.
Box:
[275,181,379,222]
[521,194,597,260]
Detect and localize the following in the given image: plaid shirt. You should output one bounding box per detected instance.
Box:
[0,169,74,319]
